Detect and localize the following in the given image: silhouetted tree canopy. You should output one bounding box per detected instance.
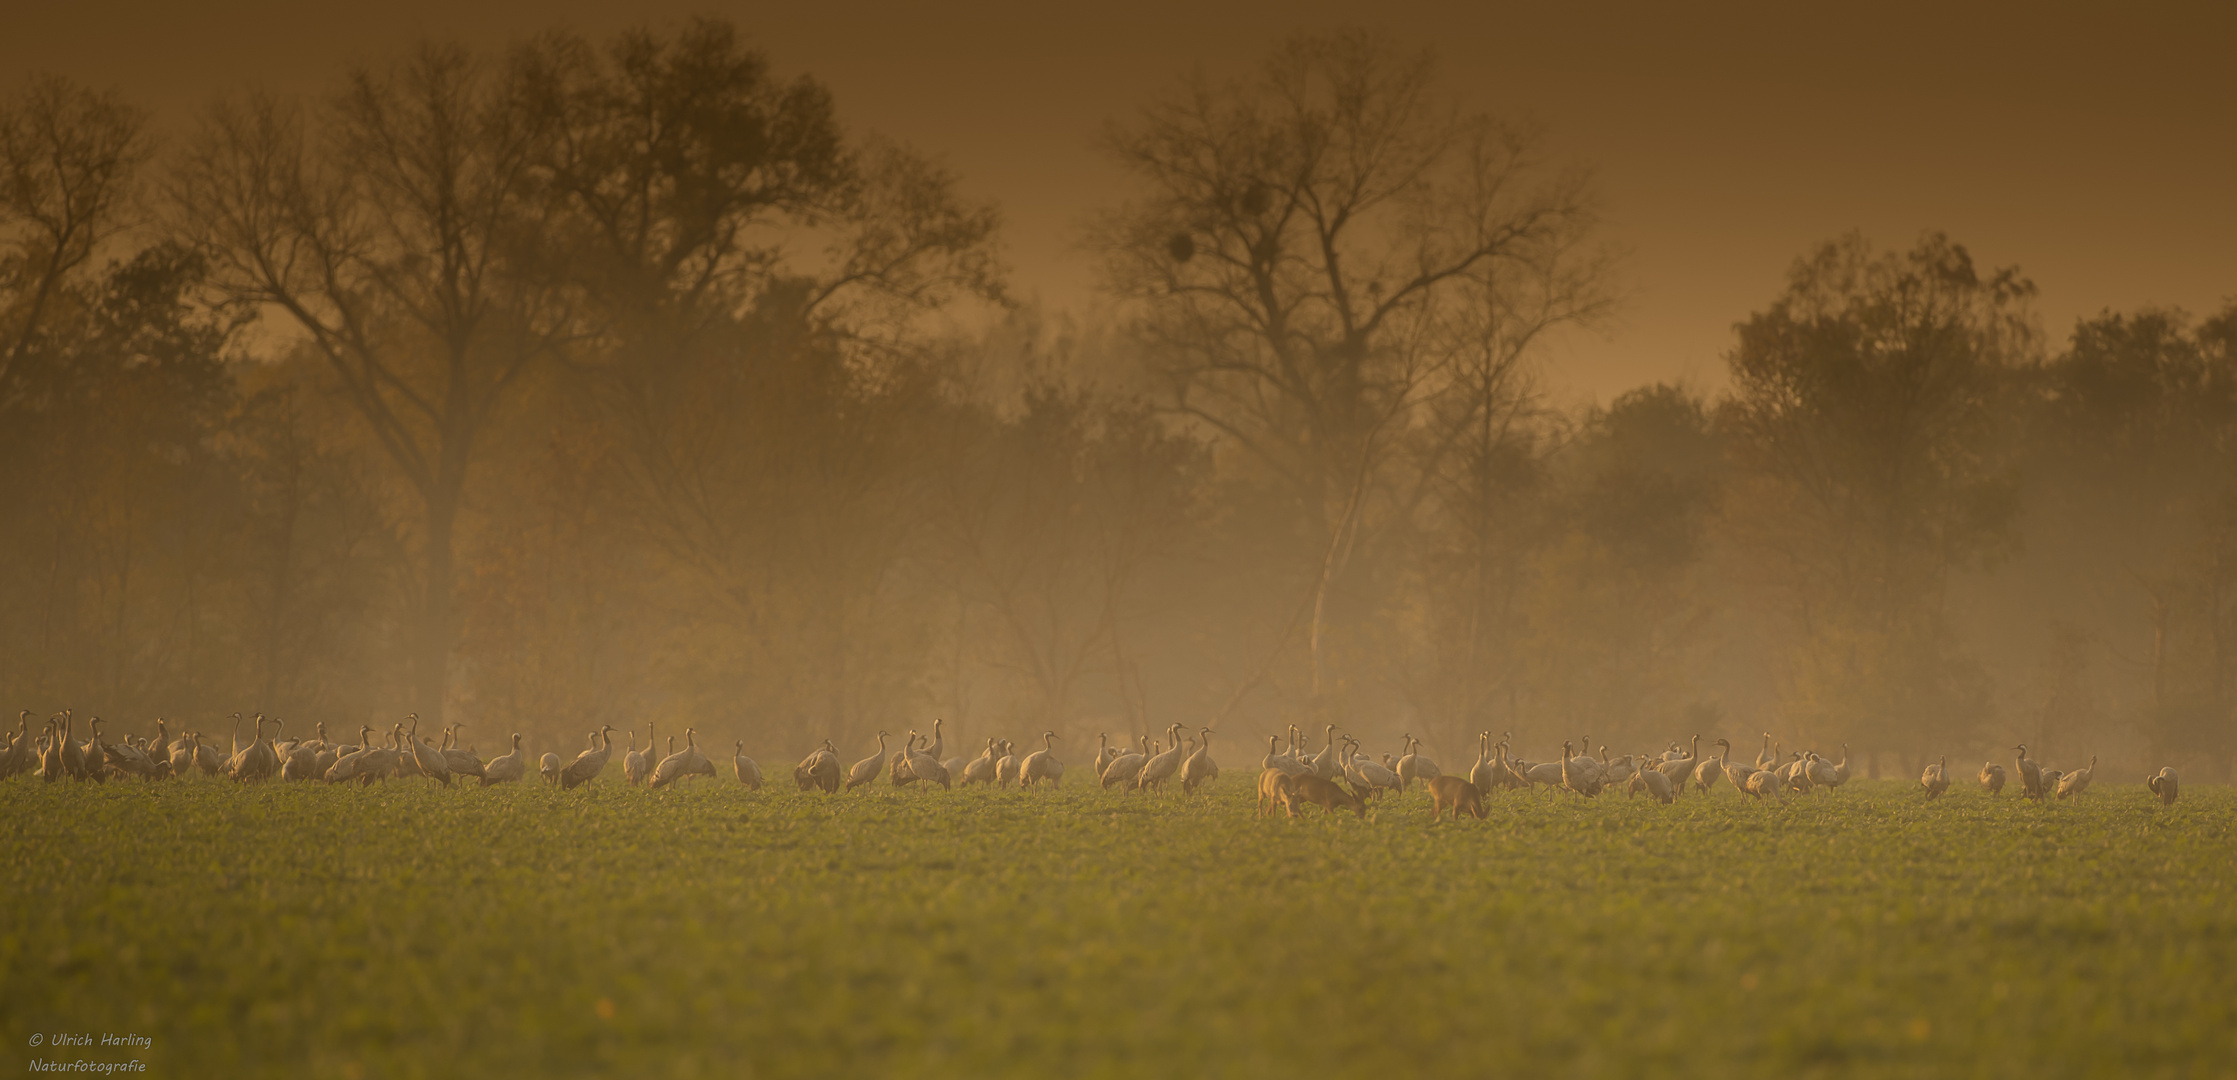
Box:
[1,27,2232,781]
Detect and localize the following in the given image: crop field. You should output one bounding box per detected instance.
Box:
[3,772,2232,1078]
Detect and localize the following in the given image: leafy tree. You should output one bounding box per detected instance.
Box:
[2021,304,2237,772]
[0,242,246,710]
[498,20,1005,745]
[1524,386,1724,748]
[1722,232,2033,768]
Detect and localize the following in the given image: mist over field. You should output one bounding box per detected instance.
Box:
[3,18,2232,785]
[7,14,2237,1080]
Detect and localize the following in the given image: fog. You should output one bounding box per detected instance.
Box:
[2,22,2231,781]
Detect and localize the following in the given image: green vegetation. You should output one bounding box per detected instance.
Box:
[3,774,2231,1078]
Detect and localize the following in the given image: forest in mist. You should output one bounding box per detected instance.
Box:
[3,21,2232,780]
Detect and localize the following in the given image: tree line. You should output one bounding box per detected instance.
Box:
[2,24,2230,778]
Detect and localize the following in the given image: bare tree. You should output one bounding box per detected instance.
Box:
[173,44,557,724]
[0,75,149,402]
[1094,29,1604,711]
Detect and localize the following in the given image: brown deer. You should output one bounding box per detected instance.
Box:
[1426,775,1486,820]
[1283,774,1367,818]
[1257,768,1297,817]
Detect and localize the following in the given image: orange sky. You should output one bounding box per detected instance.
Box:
[9,0,2233,404]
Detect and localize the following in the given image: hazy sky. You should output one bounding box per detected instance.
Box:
[10,0,2233,403]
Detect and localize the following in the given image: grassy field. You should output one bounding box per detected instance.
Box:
[3,769,2232,1078]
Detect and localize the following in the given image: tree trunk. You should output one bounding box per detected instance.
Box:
[261,443,302,713]
[417,485,461,728]
[2149,586,2171,766]
[1308,442,1375,700]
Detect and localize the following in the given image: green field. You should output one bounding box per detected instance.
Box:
[3,771,2231,1078]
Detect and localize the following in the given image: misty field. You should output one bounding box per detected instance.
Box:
[3,774,2231,1078]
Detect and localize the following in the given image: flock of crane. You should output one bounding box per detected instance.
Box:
[1247,728,2178,818]
[0,709,2183,814]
